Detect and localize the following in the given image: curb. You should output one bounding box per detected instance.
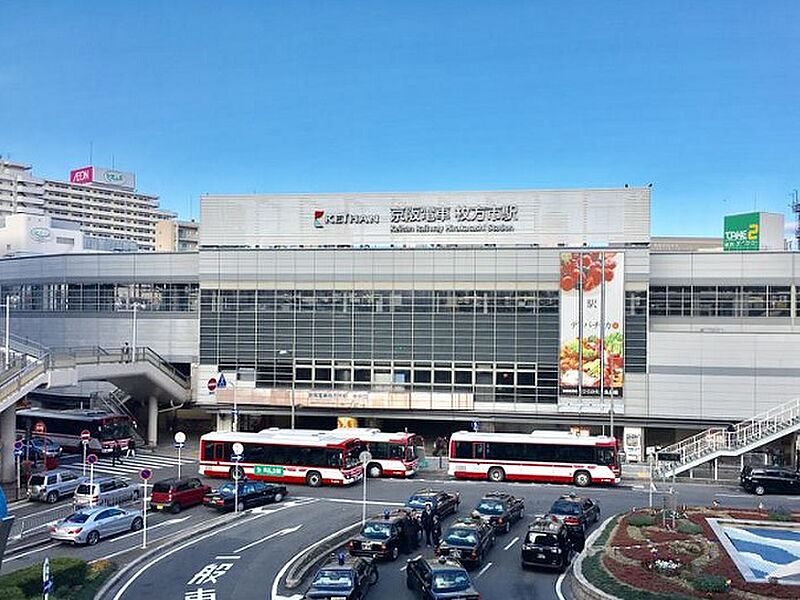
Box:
[568,515,620,600]
[94,510,245,600]
[3,535,52,557]
[285,522,362,589]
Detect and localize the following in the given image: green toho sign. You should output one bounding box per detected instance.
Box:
[723,213,760,251]
[253,465,284,476]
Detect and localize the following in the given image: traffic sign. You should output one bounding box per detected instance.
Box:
[13,440,23,451]
[217,373,227,389]
[80,429,91,443]
[232,442,244,455]
[359,451,373,464]
[207,377,217,392]
[173,442,185,450]
[174,431,186,444]
[43,556,52,597]
[231,454,243,462]
[86,453,98,465]
[34,421,46,435]
[140,468,152,480]
[13,448,23,457]
[471,420,480,432]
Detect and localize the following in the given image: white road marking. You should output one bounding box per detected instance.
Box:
[215,555,241,560]
[476,561,493,578]
[319,498,405,507]
[234,525,303,553]
[251,498,317,514]
[4,541,61,561]
[271,521,360,600]
[503,536,519,551]
[555,569,568,600]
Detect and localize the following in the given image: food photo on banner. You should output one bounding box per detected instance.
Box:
[558,251,624,412]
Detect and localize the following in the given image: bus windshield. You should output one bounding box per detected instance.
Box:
[98,421,133,441]
[344,444,365,469]
[596,447,617,466]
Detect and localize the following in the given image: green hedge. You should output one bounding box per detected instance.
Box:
[692,574,730,594]
[627,514,656,527]
[0,558,87,598]
[0,585,26,600]
[676,521,703,535]
[582,553,696,600]
[592,515,620,547]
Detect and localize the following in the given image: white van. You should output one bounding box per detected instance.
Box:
[74,477,139,508]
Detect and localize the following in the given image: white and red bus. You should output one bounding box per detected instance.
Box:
[448,430,620,487]
[336,428,422,478]
[16,408,135,455]
[199,429,366,487]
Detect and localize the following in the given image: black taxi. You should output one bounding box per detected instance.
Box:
[347,509,420,561]
[405,489,460,519]
[435,517,496,568]
[471,492,525,534]
[520,516,576,572]
[304,554,378,600]
[406,556,481,600]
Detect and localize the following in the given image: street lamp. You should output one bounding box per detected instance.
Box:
[278,349,295,429]
[2,294,19,369]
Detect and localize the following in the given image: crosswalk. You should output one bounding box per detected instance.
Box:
[62,452,196,478]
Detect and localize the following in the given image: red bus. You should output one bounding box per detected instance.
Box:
[448,430,620,487]
[335,428,422,478]
[199,429,366,487]
[16,408,135,455]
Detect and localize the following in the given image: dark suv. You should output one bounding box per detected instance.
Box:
[521,516,577,572]
[150,477,211,513]
[471,492,525,533]
[405,556,481,600]
[347,509,420,560]
[549,494,600,534]
[435,517,496,568]
[405,489,460,519]
[741,466,800,495]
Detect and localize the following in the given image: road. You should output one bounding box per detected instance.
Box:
[93,474,800,600]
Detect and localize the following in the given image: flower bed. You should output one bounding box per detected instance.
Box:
[580,507,800,599]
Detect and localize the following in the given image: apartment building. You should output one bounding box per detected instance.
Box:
[155,219,200,252]
[0,159,46,217]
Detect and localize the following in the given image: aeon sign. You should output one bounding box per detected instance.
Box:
[69,166,94,184]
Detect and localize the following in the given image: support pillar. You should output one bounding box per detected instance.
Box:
[147,396,158,447]
[1,406,16,483]
[216,413,233,432]
[713,458,718,481]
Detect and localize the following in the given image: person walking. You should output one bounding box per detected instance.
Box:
[112,441,123,466]
[121,342,131,363]
[432,515,442,546]
[126,437,136,458]
[422,504,434,547]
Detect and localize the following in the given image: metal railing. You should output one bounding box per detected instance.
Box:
[656,397,800,477]
[8,503,75,541]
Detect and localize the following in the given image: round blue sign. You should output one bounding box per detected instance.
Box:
[86,453,98,465]
[13,440,23,451]
[140,468,152,480]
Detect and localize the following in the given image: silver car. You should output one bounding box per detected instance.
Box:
[28,470,87,504]
[49,506,143,545]
[73,477,139,508]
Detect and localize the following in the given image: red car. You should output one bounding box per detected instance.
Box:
[150,477,211,513]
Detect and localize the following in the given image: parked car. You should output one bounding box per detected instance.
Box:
[471,492,525,533]
[304,554,378,599]
[73,477,140,508]
[435,517,496,568]
[405,556,481,600]
[27,469,86,504]
[202,480,287,511]
[548,493,600,534]
[521,516,577,571]
[347,509,420,560]
[49,506,143,546]
[150,477,211,513]
[741,466,800,495]
[405,489,460,519]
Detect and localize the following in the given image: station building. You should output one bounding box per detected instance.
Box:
[1,187,798,459]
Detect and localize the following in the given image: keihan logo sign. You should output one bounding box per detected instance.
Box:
[723,213,760,252]
[313,210,380,229]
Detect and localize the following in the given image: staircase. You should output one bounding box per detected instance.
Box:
[655,397,800,478]
[91,388,147,445]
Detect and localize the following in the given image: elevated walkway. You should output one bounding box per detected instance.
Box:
[655,397,800,479]
[0,346,190,415]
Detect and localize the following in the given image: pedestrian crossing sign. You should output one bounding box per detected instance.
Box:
[217,373,227,389]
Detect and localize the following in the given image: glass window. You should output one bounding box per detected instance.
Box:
[649,286,666,316]
[743,286,767,317]
[693,287,716,317]
[768,286,791,317]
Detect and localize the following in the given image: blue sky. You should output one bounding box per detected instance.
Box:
[1,1,798,236]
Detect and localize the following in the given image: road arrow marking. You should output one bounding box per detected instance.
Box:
[234,524,304,553]
[503,536,519,551]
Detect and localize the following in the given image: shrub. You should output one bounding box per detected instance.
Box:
[676,520,703,535]
[0,557,88,597]
[627,514,656,527]
[692,574,730,594]
[582,553,696,600]
[592,515,620,547]
[768,506,793,522]
[0,585,25,600]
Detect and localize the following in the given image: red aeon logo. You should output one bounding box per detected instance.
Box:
[69,166,94,184]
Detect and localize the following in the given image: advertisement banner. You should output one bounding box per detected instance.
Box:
[69,166,94,184]
[723,212,760,251]
[68,166,135,190]
[558,251,624,413]
[623,427,643,463]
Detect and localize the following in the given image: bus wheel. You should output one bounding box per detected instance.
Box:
[367,463,383,478]
[573,471,592,487]
[306,471,323,488]
[488,467,506,483]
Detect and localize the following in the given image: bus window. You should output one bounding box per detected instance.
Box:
[389,444,406,459]
[454,441,472,459]
[473,443,484,460]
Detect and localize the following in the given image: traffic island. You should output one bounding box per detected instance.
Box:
[282,521,362,590]
[0,557,115,600]
[570,506,800,600]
